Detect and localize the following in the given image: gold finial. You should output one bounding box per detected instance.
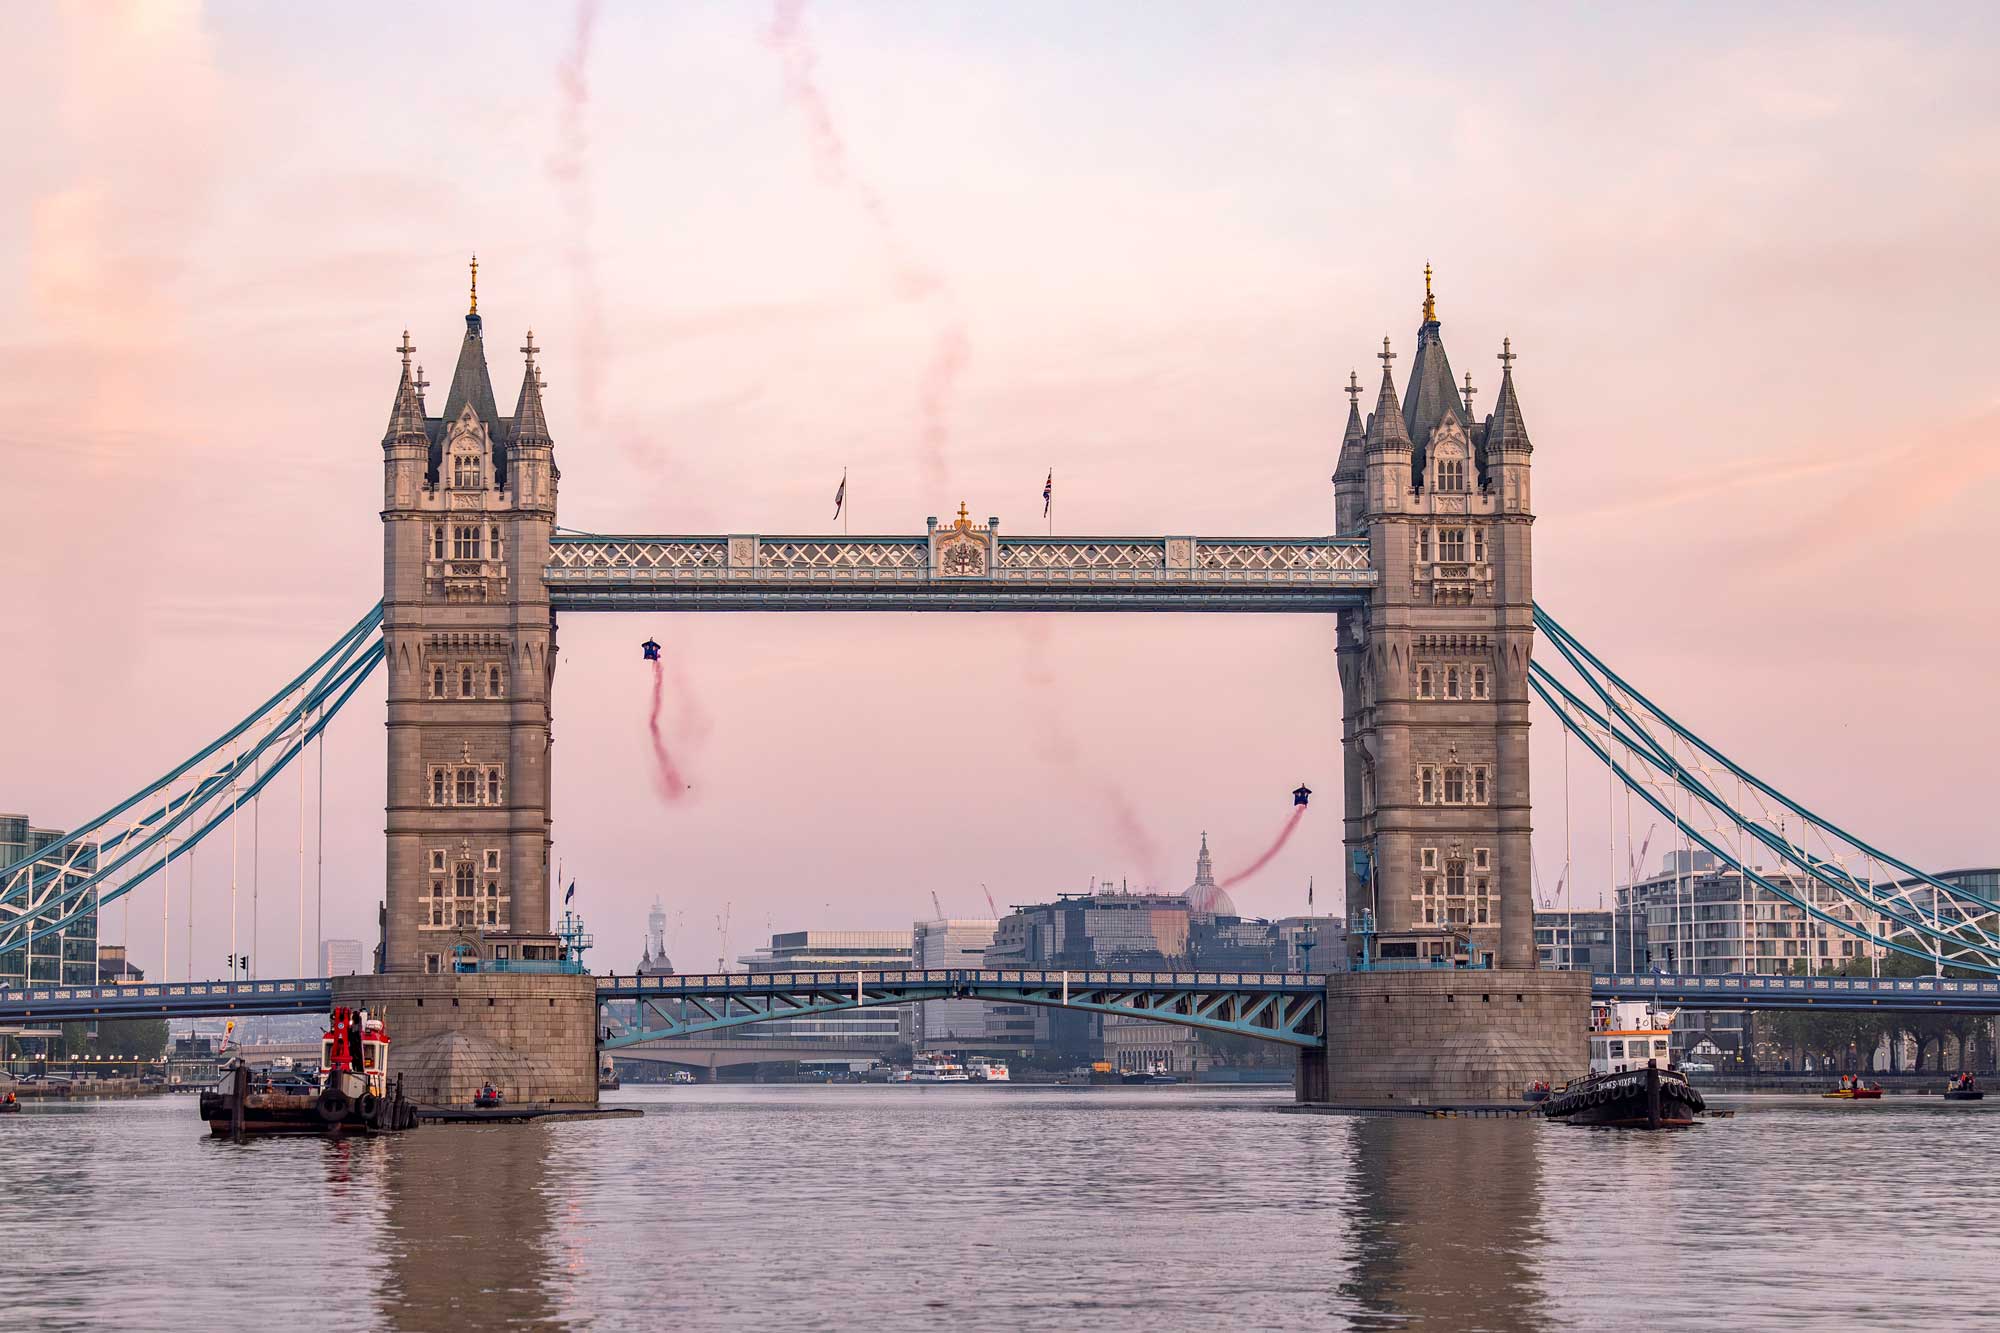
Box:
[956,500,971,526]
[1422,262,1436,323]
[469,253,479,315]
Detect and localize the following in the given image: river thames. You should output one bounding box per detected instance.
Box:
[1,1086,1992,1331]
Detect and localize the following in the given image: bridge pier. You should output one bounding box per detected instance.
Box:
[332,973,598,1109]
[1297,970,1588,1108]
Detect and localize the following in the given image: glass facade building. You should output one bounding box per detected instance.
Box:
[0,815,100,989]
[1534,910,1614,972]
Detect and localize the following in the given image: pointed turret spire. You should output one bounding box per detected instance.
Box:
[1193,832,1216,888]
[440,258,501,428]
[1334,369,1366,482]
[513,330,551,445]
[1401,266,1468,476]
[1365,338,1411,450]
[383,330,426,442]
[1486,336,1532,454]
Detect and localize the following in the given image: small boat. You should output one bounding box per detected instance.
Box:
[1943,1074,1984,1102]
[1822,1074,1883,1100]
[1543,1001,1704,1129]
[912,1056,970,1083]
[0,1093,20,1114]
[200,1006,417,1137]
[966,1057,1011,1083]
[473,1083,504,1109]
[1120,1061,1179,1085]
[670,1070,697,1085]
[1522,1081,1553,1104]
[597,1057,621,1092]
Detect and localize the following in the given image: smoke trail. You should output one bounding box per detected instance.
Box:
[550,0,605,422]
[765,0,965,491]
[647,657,690,803]
[1218,806,1307,889]
[1020,622,1164,883]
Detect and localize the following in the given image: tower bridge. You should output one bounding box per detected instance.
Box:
[8,263,1995,1109]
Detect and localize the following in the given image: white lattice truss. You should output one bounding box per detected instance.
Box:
[546,535,1372,587]
[1529,611,2000,975]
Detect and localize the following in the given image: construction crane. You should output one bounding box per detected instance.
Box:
[982,883,1000,919]
[930,890,945,921]
[715,901,732,973]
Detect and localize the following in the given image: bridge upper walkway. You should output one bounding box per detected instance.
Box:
[11,970,2000,1028]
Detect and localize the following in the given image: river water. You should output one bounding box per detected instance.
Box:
[1,1086,1992,1332]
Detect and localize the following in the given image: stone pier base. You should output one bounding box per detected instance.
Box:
[1299,969,1590,1108]
[331,972,599,1109]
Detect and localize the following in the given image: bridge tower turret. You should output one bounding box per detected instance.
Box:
[379,260,561,976]
[1337,268,1536,971]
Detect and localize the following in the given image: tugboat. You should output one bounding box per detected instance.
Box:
[1542,1000,1705,1129]
[200,1007,417,1137]
[1822,1073,1884,1100]
[1944,1073,1985,1102]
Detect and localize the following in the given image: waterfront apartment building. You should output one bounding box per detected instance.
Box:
[0,814,99,989]
[912,917,999,1050]
[320,938,366,977]
[1533,911,1614,972]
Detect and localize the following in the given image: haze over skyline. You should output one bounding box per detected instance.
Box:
[4,2,1997,980]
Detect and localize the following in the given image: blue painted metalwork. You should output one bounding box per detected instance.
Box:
[545,533,1373,613]
[1592,972,2000,1013]
[0,977,334,1022]
[1532,602,2000,975]
[597,969,1330,1049]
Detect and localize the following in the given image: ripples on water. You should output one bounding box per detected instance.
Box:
[1,1088,1992,1331]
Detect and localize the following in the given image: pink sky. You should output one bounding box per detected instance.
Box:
[3,3,1997,980]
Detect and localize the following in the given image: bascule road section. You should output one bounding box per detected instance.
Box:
[544,518,1375,613]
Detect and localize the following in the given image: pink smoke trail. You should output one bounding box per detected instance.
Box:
[550,0,605,423]
[765,0,965,491]
[1219,806,1307,889]
[648,657,690,803]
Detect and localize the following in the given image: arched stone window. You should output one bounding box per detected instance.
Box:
[453,454,481,489]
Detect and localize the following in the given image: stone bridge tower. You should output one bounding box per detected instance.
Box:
[379,260,561,976]
[1334,268,1535,970]
[1310,270,1585,1108]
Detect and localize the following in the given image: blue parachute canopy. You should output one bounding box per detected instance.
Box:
[1292,783,1312,807]
[640,639,661,661]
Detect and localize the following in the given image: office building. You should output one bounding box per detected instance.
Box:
[0,814,99,989]
[912,917,998,1050]
[1534,911,1614,972]
[320,938,366,977]
[736,929,914,1048]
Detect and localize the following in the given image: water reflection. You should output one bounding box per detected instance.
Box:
[376,1124,568,1331]
[1340,1116,1549,1331]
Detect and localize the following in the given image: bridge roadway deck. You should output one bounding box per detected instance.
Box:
[8,971,1999,1025]
[542,533,1374,613]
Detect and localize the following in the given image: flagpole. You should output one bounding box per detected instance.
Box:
[844,467,849,536]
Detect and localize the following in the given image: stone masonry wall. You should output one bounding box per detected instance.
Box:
[1305,969,1590,1107]
[333,972,597,1108]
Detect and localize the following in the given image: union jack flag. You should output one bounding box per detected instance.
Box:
[1042,470,1052,517]
[833,471,847,519]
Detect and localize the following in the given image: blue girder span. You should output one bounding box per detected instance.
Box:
[0,977,334,1022]
[596,970,1329,1049]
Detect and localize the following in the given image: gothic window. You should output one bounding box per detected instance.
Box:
[488,665,504,698]
[430,666,445,699]
[1438,458,1466,493]
[459,665,474,698]
[1474,848,1491,872]
[1472,667,1489,700]
[1421,847,1439,871]
[484,848,501,873]
[1473,528,1487,563]
[453,455,481,490]
[1473,766,1490,804]
[455,767,479,804]
[453,525,482,560]
[431,525,446,560]
[430,769,447,806]
[430,849,447,873]
[1439,528,1468,563]
[490,525,504,560]
[1418,666,1435,699]
[485,767,503,805]
[455,863,475,898]
[425,953,442,975]
[1418,528,1433,563]
[1445,667,1462,700]
[1418,766,1437,804]
[1443,767,1467,804]
[1446,859,1468,896]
